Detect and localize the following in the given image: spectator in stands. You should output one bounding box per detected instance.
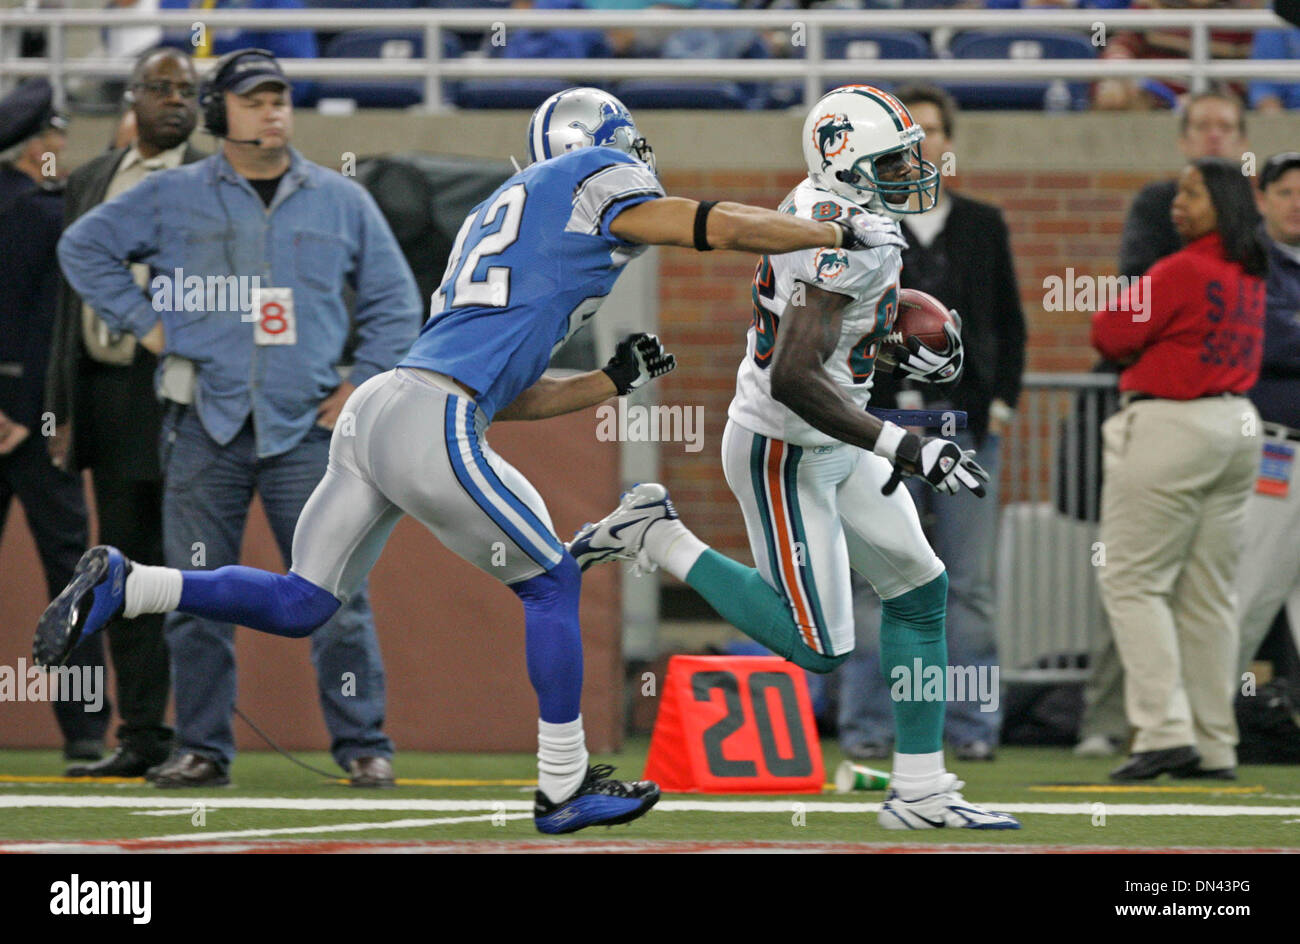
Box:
[0,81,106,762]
[58,49,421,788]
[836,84,1027,762]
[1249,29,1300,112]
[1235,152,1300,676]
[159,0,318,104]
[1120,90,1247,280]
[504,0,612,60]
[47,47,206,779]
[1093,158,1267,782]
[1094,0,1255,111]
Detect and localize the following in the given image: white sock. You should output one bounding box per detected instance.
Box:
[537,716,589,805]
[122,563,183,619]
[891,750,946,800]
[642,519,707,582]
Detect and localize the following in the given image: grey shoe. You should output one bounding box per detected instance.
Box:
[953,740,996,762]
[842,741,892,761]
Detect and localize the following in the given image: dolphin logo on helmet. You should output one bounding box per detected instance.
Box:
[801,85,940,217]
[813,114,855,170]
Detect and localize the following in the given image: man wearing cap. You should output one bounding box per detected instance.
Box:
[1235,152,1300,676]
[0,80,106,760]
[46,46,206,779]
[59,49,421,788]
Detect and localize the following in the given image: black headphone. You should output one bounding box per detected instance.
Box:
[199,48,276,138]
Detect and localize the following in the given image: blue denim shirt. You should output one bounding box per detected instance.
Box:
[58,148,420,458]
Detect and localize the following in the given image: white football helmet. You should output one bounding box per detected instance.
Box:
[802,85,939,215]
[527,87,656,174]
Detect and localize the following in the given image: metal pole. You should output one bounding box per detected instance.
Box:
[1190,21,1209,94]
[424,20,443,111]
[803,19,822,110]
[48,20,66,113]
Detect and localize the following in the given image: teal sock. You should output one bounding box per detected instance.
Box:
[684,549,846,674]
[880,571,949,754]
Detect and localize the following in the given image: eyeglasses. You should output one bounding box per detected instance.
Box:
[133,81,199,100]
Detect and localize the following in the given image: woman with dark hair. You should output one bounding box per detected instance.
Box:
[1091,157,1267,783]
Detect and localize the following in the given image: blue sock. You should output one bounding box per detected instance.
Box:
[179,568,340,638]
[512,554,584,724]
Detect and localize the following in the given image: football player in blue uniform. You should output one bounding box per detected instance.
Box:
[36,87,906,834]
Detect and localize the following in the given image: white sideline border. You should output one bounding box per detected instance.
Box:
[1,795,1300,816]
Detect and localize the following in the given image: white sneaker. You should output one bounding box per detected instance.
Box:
[1074,735,1120,758]
[566,483,678,572]
[878,773,1021,830]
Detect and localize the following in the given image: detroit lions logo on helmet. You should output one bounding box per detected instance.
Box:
[813,248,850,282]
[813,113,854,170]
[569,101,636,152]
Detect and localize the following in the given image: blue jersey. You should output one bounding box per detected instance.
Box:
[399,147,664,421]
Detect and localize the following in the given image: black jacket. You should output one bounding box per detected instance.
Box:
[1119,179,1181,279]
[870,192,1027,438]
[0,162,64,432]
[46,144,204,475]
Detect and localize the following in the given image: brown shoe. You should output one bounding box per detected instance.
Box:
[151,752,230,788]
[348,756,395,788]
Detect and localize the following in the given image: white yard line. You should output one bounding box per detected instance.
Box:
[1,795,1299,817]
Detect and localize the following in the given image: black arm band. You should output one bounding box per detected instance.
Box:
[694,200,717,252]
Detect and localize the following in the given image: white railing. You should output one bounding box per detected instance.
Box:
[0,8,1294,110]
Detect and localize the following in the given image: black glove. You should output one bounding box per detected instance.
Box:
[602,332,677,395]
[883,431,989,498]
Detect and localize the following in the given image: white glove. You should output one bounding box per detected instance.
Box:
[875,421,989,498]
[912,436,989,496]
[836,215,908,252]
[896,316,963,385]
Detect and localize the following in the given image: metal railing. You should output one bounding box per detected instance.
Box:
[996,372,1118,682]
[0,8,1295,110]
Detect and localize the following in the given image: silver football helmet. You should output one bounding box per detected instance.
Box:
[527,87,656,174]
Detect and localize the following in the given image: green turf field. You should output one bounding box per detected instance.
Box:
[1,741,1296,851]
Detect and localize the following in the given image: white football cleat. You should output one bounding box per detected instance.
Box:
[567,483,678,572]
[878,773,1021,830]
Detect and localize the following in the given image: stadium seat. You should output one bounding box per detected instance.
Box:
[945,30,1096,110]
[301,0,421,6]
[826,29,930,62]
[318,29,464,109]
[449,78,574,110]
[621,25,769,110]
[615,80,751,110]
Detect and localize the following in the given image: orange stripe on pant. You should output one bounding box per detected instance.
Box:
[764,439,821,653]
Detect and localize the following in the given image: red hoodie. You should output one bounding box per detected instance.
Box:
[1091,232,1266,399]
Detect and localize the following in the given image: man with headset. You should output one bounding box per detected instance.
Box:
[58,48,421,788]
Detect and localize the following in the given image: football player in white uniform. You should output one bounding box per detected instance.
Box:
[572,86,1020,830]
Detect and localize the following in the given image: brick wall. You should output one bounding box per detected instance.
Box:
[656,168,1164,560]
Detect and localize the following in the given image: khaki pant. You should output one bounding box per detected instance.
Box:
[1097,397,1259,769]
[1236,432,1300,675]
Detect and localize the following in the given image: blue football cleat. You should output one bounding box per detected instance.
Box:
[33,546,130,667]
[534,764,661,834]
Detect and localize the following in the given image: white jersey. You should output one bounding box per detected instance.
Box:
[727,179,904,448]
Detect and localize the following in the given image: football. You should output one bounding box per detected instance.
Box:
[876,288,957,371]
